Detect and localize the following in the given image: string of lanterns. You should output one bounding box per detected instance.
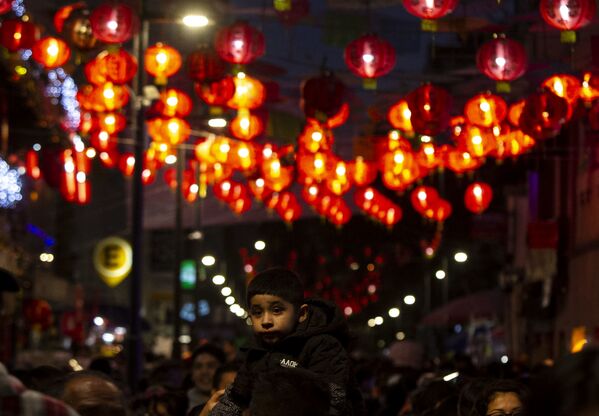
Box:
[6,0,599,226]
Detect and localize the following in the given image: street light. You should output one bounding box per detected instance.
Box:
[254,240,266,251]
[388,308,400,318]
[201,255,216,266]
[435,270,446,280]
[404,295,416,305]
[212,274,225,285]
[221,286,232,296]
[182,14,210,28]
[454,252,468,263]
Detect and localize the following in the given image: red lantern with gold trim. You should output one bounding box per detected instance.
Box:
[540,0,596,43]
[228,75,266,110]
[542,74,581,106]
[464,93,507,127]
[85,49,138,85]
[90,2,138,44]
[187,45,228,82]
[89,82,130,112]
[154,89,193,118]
[97,112,126,134]
[344,34,396,89]
[406,84,452,136]
[410,186,439,214]
[194,77,236,106]
[0,19,39,52]
[519,91,570,139]
[476,36,527,93]
[464,182,493,214]
[230,111,265,141]
[32,37,71,69]
[402,0,459,31]
[214,21,265,65]
[63,8,98,51]
[145,43,182,85]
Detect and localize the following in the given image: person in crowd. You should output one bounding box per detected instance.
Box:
[0,362,79,416]
[187,344,226,411]
[56,371,128,416]
[409,379,459,416]
[212,267,360,415]
[526,347,599,416]
[458,378,526,416]
[190,362,240,416]
[18,365,67,396]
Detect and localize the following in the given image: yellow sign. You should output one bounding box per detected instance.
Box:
[93,237,132,287]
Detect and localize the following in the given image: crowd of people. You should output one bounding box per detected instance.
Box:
[3,268,599,415]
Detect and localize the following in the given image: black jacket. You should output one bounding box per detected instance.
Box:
[212,298,359,415]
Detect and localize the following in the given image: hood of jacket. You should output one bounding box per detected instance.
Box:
[284,298,350,347]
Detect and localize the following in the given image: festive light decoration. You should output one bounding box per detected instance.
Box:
[0,0,13,14]
[154,89,193,118]
[542,74,581,106]
[476,36,527,93]
[410,185,439,215]
[344,34,396,89]
[32,37,71,69]
[388,99,414,135]
[354,187,402,227]
[0,18,38,52]
[581,72,599,104]
[539,0,596,43]
[54,2,85,33]
[90,2,138,44]
[230,111,265,141]
[402,0,459,31]
[187,45,228,82]
[227,75,266,110]
[274,0,309,25]
[519,91,570,139]
[464,93,507,127]
[214,21,265,65]
[194,76,236,106]
[406,84,452,136]
[301,72,347,121]
[63,8,98,51]
[464,182,493,214]
[0,156,23,208]
[145,43,182,85]
[26,150,41,180]
[85,49,138,85]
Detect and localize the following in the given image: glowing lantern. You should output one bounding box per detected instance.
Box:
[325,103,350,129]
[402,0,459,31]
[215,21,265,65]
[464,182,493,214]
[461,125,495,158]
[301,72,347,121]
[32,37,71,69]
[90,2,138,44]
[90,82,130,112]
[85,48,138,85]
[326,160,352,196]
[119,152,135,177]
[157,118,191,145]
[539,0,596,43]
[428,199,452,222]
[388,99,415,135]
[194,76,236,106]
[230,111,265,141]
[54,2,85,32]
[97,112,126,134]
[542,74,581,106]
[326,197,352,226]
[155,89,193,118]
[145,43,182,85]
[581,72,599,104]
[406,84,452,136]
[444,148,483,174]
[348,156,377,186]
[90,131,118,152]
[63,8,98,51]
[0,19,39,52]
[227,75,266,110]
[229,142,257,171]
[344,34,396,89]
[0,0,14,14]
[465,93,507,127]
[298,152,329,181]
[507,99,526,127]
[416,143,441,170]
[187,44,228,82]
[382,148,414,175]
[519,91,570,139]
[26,150,42,180]
[78,111,97,135]
[299,122,332,153]
[476,36,527,93]
[410,186,439,214]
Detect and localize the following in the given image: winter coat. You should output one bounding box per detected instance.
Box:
[211,298,361,416]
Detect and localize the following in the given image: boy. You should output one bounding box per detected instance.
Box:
[212,267,357,415]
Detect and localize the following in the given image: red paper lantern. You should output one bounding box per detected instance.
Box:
[301,72,347,121]
[214,21,265,65]
[507,99,526,127]
[54,2,85,33]
[89,83,130,112]
[187,45,228,82]
[405,84,452,136]
[63,8,98,51]
[227,75,266,110]
[388,99,415,135]
[428,199,452,222]
[476,37,527,92]
[230,111,265,141]
[90,2,138,44]
[85,48,138,85]
[0,19,39,52]
[154,89,193,118]
[464,182,493,214]
[402,0,459,30]
[519,91,570,139]
[542,74,581,106]
[410,186,439,214]
[344,34,396,88]
[464,93,508,127]
[539,0,596,43]
[97,112,126,134]
[32,37,71,69]
[581,71,599,104]
[325,103,350,129]
[119,152,135,177]
[0,0,13,14]
[194,77,236,106]
[145,43,182,85]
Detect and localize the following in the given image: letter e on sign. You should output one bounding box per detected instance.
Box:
[93,237,132,287]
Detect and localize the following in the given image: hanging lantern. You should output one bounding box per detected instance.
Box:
[464,93,508,127]
[90,131,118,152]
[154,89,193,118]
[85,48,138,85]
[90,82,130,112]
[97,112,126,134]
[229,142,257,171]
[326,160,352,196]
[154,117,191,145]
[227,74,266,110]
[187,44,228,82]
[540,0,596,43]
[90,2,138,44]
[476,36,527,93]
[428,199,452,222]
[388,99,415,136]
[444,148,483,174]
[325,103,350,129]
[54,2,85,33]
[581,72,599,105]
[194,76,236,106]
[344,34,396,89]
[301,72,347,122]
[214,21,265,65]
[145,43,182,85]
[507,99,526,127]
[119,152,135,177]
[26,150,42,180]
[298,122,332,153]
[348,156,377,186]
[410,186,439,214]
[464,182,493,214]
[63,8,98,51]
[32,37,71,69]
[298,151,329,182]
[274,0,310,25]
[0,19,39,52]
[0,0,13,14]
[542,74,581,106]
[519,91,570,139]
[416,143,441,170]
[230,111,265,140]
[402,0,459,31]
[460,125,495,158]
[405,84,452,136]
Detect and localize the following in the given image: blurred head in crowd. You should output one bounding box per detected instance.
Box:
[246,268,308,347]
[20,365,66,395]
[459,378,527,416]
[59,371,127,416]
[213,362,239,392]
[527,348,599,416]
[190,344,226,395]
[410,379,458,416]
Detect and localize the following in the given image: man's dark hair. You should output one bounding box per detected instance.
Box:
[246,267,304,309]
[250,368,329,416]
[459,378,527,416]
[213,361,240,390]
[190,343,226,367]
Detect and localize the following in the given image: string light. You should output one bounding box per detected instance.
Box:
[0,157,23,208]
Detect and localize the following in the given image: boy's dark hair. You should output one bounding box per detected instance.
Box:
[190,343,226,367]
[213,361,240,390]
[246,267,304,309]
[249,368,329,416]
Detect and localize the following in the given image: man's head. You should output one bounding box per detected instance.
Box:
[246,268,308,346]
[190,344,226,395]
[60,371,127,416]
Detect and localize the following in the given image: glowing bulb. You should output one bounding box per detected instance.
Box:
[126,156,135,167]
[374,316,384,325]
[165,155,177,165]
[201,255,216,266]
[364,189,374,200]
[156,52,168,65]
[212,274,226,285]
[389,130,400,140]
[13,32,21,40]
[233,39,244,49]
[239,117,250,130]
[255,178,265,188]
[76,172,86,183]
[64,160,75,173]
[362,53,374,63]
[221,287,232,296]
[393,151,405,164]
[472,135,483,145]
[335,163,346,176]
[388,308,400,318]
[424,145,435,156]
[314,158,324,170]
[225,296,235,305]
[182,14,209,28]
[219,143,230,153]
[420,135,432,143]
[103,87,115,100]
[559,4,570,21]
[166,96,179,107]
[367,319,376,328]
[418,190,427,201]
[168,121,179,133]
[479,100,491,112]
[46,40,59,57]
[403,295,416,305]
[107,20,118,31]
[423,103,431,111]
[254,240,266,251]
[495,56,506,67]
[208,118,227,128]
[454,252,468,263]
[221,182,231,192]
[553,80,564,96]
[238,147,250,158]
[473,185,483,197]
[311,131,323,142]
[104,115,116,125]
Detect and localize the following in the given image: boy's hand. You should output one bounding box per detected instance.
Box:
[199,390,225,416]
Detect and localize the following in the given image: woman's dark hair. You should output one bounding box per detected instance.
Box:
[458,378,527,416]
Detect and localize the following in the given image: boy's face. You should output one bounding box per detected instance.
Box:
[249,294,307,346]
